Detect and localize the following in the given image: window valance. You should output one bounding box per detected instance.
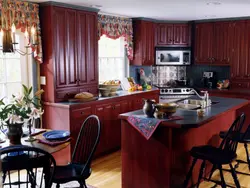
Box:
[98,14,133,60]
[0,0,43,63]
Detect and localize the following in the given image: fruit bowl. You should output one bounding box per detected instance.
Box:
[99,84,120,92]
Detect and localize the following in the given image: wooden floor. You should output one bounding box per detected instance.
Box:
[87,143,250,188]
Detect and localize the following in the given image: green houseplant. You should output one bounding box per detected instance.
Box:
[0,85,44,145]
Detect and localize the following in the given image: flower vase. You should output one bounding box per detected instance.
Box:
[6,123,23,145]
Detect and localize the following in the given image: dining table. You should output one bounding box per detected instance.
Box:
[0,129,71,155]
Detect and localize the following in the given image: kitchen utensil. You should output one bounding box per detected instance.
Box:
[143,99,156,117]
[154,103,178,117]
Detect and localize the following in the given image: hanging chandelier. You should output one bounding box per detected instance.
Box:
[0,0,38,56]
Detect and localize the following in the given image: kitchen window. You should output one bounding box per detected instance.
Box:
[0,32,31,102]
[98,36,129,83]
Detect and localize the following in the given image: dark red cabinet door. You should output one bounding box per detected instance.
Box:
[175,24,191,46]
[66,9,78,87]
[53,7,67,88]
[194,23,214,64]
[86,13,98,85]
[77,12,87,85]
[53,7,77,89]
[213,22,232,65]
[246,20,250,78]
[157,24,168,45]
[231,21,247,80]
[131,20,155,66]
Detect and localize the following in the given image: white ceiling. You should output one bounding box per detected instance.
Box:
[29,0,250,21]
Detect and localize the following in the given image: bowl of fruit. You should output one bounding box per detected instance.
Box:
[99,80,121,95]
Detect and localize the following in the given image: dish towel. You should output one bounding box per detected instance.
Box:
[127,115,183,140]
[37,137,71,147]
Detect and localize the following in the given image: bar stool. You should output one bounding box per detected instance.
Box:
[183,113,245,188]
[219,123,250,176]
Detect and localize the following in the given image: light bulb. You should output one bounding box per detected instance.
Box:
[31,26,36,35]
[11,23,16,33]
[24,28,28,38]
[0,29,3,37]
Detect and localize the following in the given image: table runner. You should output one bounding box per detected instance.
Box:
[127,115,183,140]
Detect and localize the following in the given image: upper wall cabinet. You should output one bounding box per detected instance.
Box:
[40,5,98,102]
[131,20,155,66]
[155,23,191,46]
[194,22,233,66]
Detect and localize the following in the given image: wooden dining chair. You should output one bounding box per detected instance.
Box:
[183,113,245,188]
[53,115,101,188]
[1,145,56,188]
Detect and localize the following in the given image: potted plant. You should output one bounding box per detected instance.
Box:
[0,85,44,145]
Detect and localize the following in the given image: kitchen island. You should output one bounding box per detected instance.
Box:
[119,96,249,188]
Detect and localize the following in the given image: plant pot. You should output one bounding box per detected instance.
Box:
[6,123,23,145]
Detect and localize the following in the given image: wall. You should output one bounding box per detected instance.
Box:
[186,65,230,87]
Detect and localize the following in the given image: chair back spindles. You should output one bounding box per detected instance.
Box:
[1,145,56,188]
[72,115,101,170]
[220,113,245,153]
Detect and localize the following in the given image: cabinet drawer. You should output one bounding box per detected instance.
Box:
[231,82,249,89]
[72,107,92,118]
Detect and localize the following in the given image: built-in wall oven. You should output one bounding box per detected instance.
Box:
[155,47,191,66]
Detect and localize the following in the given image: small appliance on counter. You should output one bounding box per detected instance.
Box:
[202,71,217,89]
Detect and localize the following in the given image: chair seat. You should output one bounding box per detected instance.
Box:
[191,145,237,164]
[220,131,250,143]
[53,163,91,184]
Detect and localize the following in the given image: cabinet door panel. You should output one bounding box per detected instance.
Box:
[174,25,181,45]
[231,21,247,79]
[77,12,88,85]
[53,7,67,88]
[166,24,174,45]
[145,22,155,65]
[180,24,191,45]
[194,23,213,64]
[213,22,232,65]
[86,13,98,84]
[66,9,78,86]
[157,24,167,45]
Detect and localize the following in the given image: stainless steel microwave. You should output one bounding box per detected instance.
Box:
[155,47,191,65]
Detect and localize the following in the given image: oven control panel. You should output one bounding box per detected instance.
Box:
[160,88,194,95]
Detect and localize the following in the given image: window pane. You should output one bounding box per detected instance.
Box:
[0,84,5,99]
[6,59,21,82]
[98,36,127,83]
[6,83,22,97]
[0,59,5,83]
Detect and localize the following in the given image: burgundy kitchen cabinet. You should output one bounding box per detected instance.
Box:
[213,22,233,65]
[194,23,214,64]
[70,106,93,153]
[40,4,98,102]
[156,23,191,46]
[131,20,155,66]
[231,20,248,80]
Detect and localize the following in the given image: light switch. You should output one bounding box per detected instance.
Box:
[40,76,46,85]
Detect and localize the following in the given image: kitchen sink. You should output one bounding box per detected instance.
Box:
[177,99,219,110]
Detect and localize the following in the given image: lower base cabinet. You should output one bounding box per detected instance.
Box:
[43,90,159,159]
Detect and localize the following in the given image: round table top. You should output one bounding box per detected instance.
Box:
[0,130,70,154]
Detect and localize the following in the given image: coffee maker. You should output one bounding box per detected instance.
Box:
[202,72,217,88]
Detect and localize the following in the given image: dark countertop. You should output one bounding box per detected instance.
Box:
[119,96,249,128]
[198,88,250,95]
[43,89,159,108]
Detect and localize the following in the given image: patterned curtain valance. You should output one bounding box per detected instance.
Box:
[98,14,133,60]
[0,0,43,63]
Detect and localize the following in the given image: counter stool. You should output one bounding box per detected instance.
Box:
[219,123,250,176]
[183,113,245,188]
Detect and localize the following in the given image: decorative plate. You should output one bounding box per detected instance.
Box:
[43,130,70,140]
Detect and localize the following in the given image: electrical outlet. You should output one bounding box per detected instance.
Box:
[40,76,46,85]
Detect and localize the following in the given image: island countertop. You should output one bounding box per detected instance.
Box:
[119,96,249,128]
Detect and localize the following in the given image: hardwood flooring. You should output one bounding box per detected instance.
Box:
[87,144,250,188]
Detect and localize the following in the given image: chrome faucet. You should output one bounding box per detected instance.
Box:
[190,89,211,107]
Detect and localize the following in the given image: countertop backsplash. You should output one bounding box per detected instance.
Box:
[152,66,187,85]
